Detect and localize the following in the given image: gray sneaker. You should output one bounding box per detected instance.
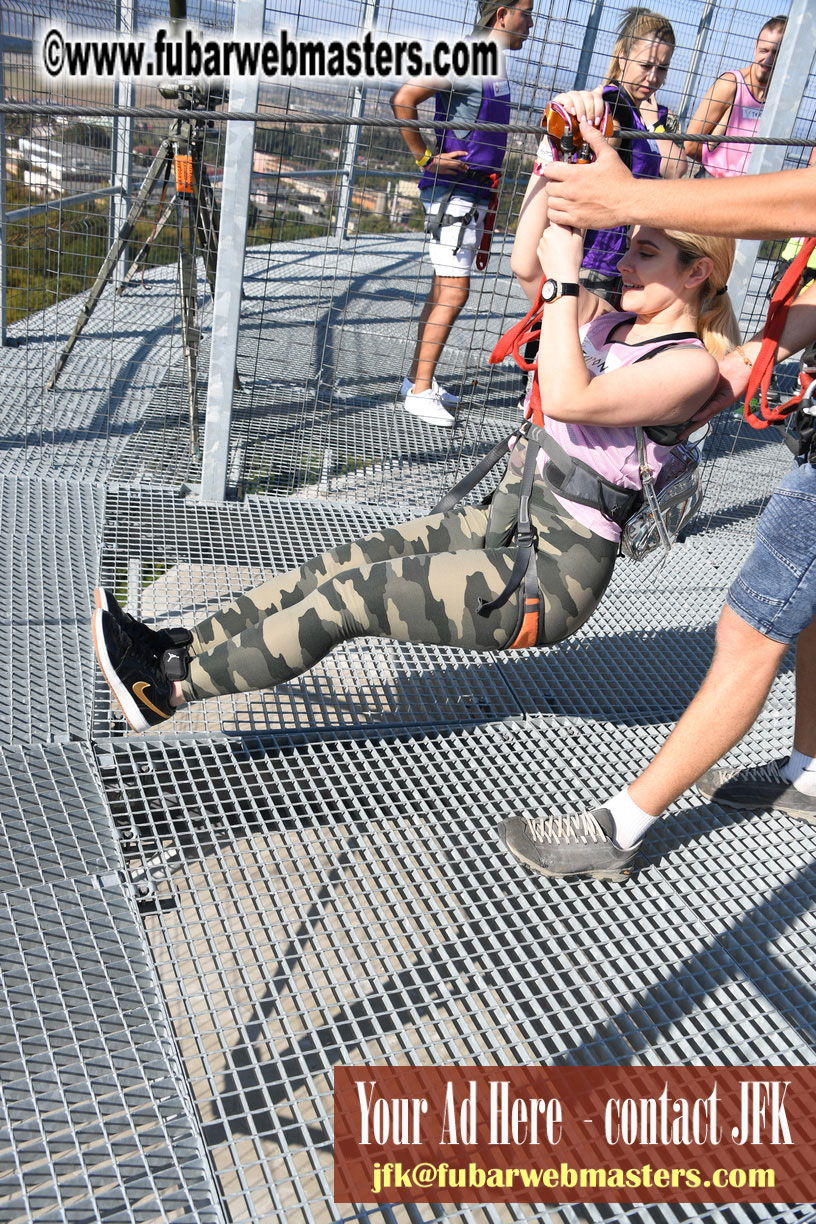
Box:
[500,808,638,880]
[696,758,816,822]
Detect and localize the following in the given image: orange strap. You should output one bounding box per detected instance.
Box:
[174,153,194,196]
[508,596,540,649]
[744,237,816,429]
[475,174,500,272]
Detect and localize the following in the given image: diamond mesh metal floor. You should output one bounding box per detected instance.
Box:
[2,234,814,1224]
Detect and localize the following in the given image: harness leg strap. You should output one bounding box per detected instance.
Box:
[478,437,540,617]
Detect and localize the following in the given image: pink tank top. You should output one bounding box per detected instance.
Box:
[701,71,764,178]
[537,313,704,542]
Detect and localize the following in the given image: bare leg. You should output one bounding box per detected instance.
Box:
[628,605,790,817]
[408,273,469,393]
[793,613,816,756]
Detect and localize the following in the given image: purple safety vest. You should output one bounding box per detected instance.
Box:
[419,77,511,200]
[582,84,664,278]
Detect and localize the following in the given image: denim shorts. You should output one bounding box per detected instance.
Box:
[726,458,816,645]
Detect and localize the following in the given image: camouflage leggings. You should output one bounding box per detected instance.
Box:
[181,445,617,701]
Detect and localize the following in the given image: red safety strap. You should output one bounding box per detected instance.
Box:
[489,275,548,424]
[475,173,500,272]
[744,236,816,429]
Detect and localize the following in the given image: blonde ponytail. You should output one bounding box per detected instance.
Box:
[663,229,740,358]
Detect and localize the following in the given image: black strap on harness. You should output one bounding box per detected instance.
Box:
[431,430,520,514]
[430,418,642,643]
[426,188,479,254]
[524,421,642,527]
[786,399,816,465]
[425,172,496,254]
[476,427,542,626]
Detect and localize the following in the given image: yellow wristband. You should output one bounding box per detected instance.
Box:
[735,345,755,368]
[415,148,433,168]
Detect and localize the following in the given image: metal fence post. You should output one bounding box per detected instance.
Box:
[573,0,605,91]
[334,0,380,241]
[727,0,816,330]
[111,0,135,281]
[676,0,717,123]
[199,0,263,502]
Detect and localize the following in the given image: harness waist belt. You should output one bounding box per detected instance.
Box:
[522,421,642,527]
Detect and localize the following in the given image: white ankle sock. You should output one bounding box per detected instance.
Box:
[781,749,816,796]
[604,788,658,849]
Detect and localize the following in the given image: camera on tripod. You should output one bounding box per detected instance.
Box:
[158,79,229,111]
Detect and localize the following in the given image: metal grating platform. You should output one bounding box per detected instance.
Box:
[92,726,816,1224]
[0,874,225,1224]
[1,475,104,748]
[0,741,119,892]
[0,740,226,1223]
[1,227,813,1223]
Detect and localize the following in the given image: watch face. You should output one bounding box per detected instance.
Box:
[542,279,557,302]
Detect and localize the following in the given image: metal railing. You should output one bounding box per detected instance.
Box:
[0,0,814,502]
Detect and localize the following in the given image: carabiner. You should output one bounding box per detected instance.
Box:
[543,102,613,164]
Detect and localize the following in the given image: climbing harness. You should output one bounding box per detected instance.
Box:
[431,103,706,644]
[433,281,699,644]
[425,169,499,257]
[742,236,816,465]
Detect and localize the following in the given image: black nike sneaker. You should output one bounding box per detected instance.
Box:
[92,608,185,732]
[94,587,193,656]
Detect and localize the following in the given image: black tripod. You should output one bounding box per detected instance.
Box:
[48,85,225,455]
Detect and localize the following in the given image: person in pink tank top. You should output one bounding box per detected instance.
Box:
[684,15,786,177]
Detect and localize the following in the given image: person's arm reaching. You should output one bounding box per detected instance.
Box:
[544,121,816,239]
[685,279,816,431]
[511,90,612,305]
[682,73,737,163]
[535,222,717,427]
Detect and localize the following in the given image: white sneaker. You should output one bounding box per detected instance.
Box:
[402,386,456,427]
[400,376,459,407]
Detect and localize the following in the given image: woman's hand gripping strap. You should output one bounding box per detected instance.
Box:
[744,237,816,430]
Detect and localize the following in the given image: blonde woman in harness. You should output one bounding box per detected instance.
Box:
[91,124,738,738]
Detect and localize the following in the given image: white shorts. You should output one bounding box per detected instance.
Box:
[422,190,485,278]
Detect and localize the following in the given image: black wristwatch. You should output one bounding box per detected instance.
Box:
[541,278,580,303]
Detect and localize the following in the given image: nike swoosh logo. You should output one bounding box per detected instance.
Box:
[133,681,169,719]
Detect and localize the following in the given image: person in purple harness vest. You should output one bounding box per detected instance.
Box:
[683,15,786,179]
[390,0,532,427]
[512,7,686,314]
